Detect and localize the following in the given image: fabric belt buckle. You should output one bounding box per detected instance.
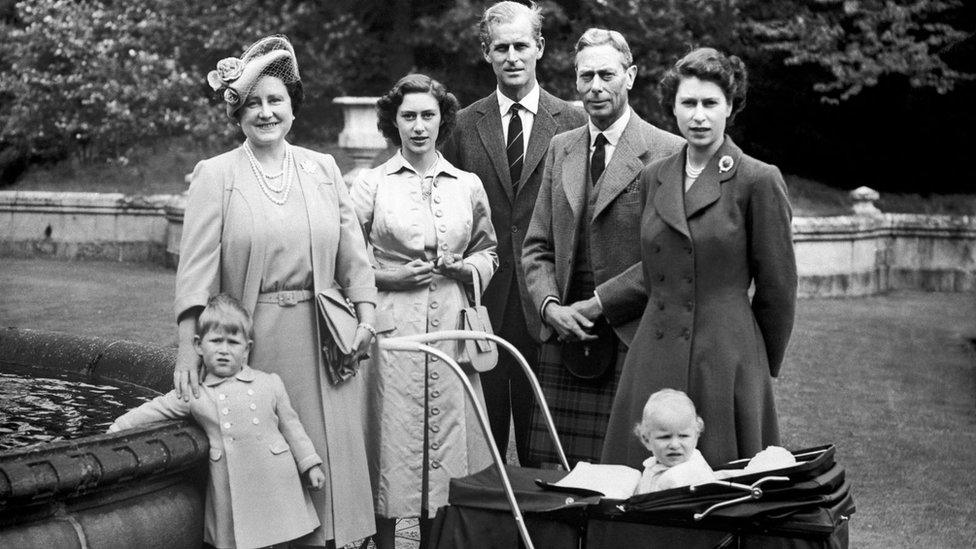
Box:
[277,293,298,307]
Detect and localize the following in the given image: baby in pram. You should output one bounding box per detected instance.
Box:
[633,389,715,494]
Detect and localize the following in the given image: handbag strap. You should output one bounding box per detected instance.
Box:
[469,266,482,308]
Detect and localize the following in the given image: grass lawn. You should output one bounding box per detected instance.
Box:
[2,257,975,547]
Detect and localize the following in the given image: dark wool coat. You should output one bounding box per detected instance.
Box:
[601,137,797,468]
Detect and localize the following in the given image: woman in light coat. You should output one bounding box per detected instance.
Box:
[174,35,377,547]
[351,74,497,549]
[602,48,797,468]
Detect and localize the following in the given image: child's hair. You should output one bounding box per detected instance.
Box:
[196,293,253,340]
[633,388,705,443]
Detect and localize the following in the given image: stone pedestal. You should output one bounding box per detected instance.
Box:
[333,96,388,186]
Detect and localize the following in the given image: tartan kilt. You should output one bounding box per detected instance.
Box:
[527,339,626,466]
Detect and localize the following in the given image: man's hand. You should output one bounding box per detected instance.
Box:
[570,296,603,321]
[544,303,597,342]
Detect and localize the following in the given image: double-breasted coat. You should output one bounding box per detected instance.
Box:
[110,367,321,549]
[350,152,498,516]
[521,112,682,464]
[175,145,377,546]
[601,138,797,468]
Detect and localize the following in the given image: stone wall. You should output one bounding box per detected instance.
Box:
[1,189,974,297]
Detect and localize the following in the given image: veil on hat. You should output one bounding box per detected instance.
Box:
[207,35,300,117]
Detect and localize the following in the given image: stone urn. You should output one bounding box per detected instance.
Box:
[333,96,389,186]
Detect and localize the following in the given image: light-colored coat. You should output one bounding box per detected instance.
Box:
[441,90,587,338]
[111,367,321,549]
[350,153,498,516]
[522,113,683,345]
[602,138,797,468]
[175,145,377,546]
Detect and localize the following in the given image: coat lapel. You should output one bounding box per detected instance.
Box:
[684,137,742,219]
[561,128,589,220]
[520,92,558,194]
[653,148,690,238]
[592,115,649,220]
[475,93,513,204]
[231,146,267,312]
[294,148,326,293]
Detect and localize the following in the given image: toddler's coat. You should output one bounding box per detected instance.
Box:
[111,366,320,549]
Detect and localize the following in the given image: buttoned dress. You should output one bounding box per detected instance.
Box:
[175,145,377,546]
[351,152,498,517]
[110,367,321,549]
[601,138,797,468]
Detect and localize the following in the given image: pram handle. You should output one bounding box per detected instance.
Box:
[691,475,790,520]
[381,331,564,549]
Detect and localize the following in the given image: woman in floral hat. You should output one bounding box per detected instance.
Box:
[601,47,798,469]
[174,35,377,548]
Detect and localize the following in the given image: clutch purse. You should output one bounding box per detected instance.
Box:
[315,287,360,385]
[456,268,498,375]
[561,317,617,380]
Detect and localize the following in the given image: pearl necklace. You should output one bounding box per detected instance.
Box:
[685,155,706,180]
[244,141,293,205]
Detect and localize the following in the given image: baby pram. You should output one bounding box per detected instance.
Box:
[380,331,854,549]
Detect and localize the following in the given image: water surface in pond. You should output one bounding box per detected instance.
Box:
[0,364,156,451]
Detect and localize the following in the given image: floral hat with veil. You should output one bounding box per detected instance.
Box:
[207,35,301,118]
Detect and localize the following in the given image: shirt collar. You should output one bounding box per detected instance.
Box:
[588,105,631,148]
[384,150,461,180]
[497,82,540,117]
[202,365,256,387]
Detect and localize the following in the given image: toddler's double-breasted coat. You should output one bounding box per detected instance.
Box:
[111,367,321,549]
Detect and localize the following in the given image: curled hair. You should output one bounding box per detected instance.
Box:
[633,388,705,444]
[375,73,459,146]
[479,1,544,50]
[659,47,748,121]
[196,293,253,340]
[575,28,633,68]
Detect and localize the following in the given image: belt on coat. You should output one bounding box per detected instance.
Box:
[256,289,314,307]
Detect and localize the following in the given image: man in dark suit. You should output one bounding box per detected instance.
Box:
[441,1,586,466]
[521,28,683,465]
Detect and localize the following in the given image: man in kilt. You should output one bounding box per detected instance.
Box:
[521,28,682,465]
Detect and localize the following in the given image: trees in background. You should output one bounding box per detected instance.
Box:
[0,0,972,191]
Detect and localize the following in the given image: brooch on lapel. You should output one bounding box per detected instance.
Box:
[718,155,734,173]
[299,160,318,175]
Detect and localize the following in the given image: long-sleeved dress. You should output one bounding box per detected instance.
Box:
[175,144,377,547]
[601,138,797,468]
[351,152,498,517]
[110,367,321,549]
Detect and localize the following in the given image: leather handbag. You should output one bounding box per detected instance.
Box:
[561,316,617,380]
[456,268,498,375]
[315,287,360,385]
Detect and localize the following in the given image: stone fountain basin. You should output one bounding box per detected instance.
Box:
[0,328,208,548]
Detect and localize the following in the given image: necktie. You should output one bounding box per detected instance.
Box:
[590,133,607,185]
[506,103,524,189]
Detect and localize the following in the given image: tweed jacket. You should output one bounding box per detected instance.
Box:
[441,89,586,340]
[521,112,683,344]
[111,367,321,549]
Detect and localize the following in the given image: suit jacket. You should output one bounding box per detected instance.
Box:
[441,89,586,339]
[521,112,683,345]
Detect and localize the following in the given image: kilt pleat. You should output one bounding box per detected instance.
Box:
[527,340,626,466]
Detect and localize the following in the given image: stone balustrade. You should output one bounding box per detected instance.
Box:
[1,187,973,297]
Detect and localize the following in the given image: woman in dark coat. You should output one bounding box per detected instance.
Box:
[601,47,797,468]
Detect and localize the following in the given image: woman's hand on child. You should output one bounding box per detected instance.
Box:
[174,339,203,401]
[306,465,326,491]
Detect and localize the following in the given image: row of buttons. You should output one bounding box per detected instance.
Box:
[650,244,693,255]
